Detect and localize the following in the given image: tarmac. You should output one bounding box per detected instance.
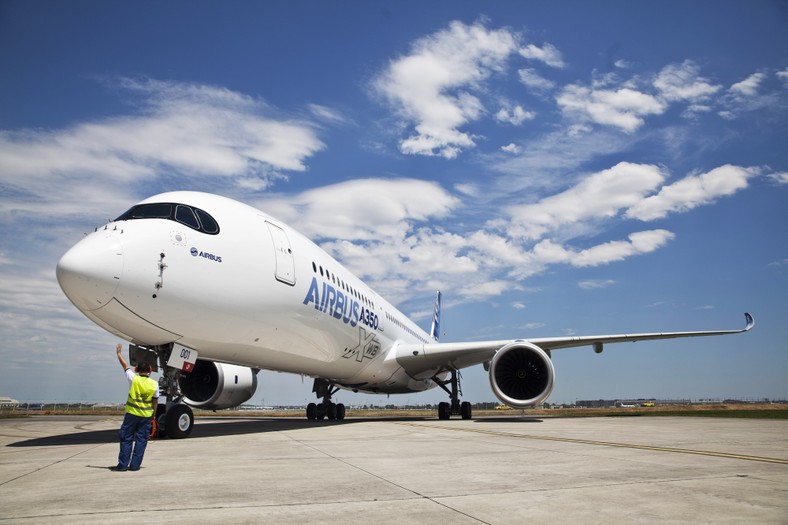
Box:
[1,414,786,524]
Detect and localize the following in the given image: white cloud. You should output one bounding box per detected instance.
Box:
[501,143,520,154]
[578,279,616,290]
[718,71,779,119]
[0,79,325,218]
[730,72,766,96]
[454,182,480,196]
[250,173,683,305]
[519,43,565,68]
[556,84,666,132]
[575,230,674,266]
[518,68,556,91]
[625,165,759,221]
[468,231,532,270]
[308,104,351,125]
[489,128,636,194]
[768,258,788,268]
[458,280,510,300]
[506,162,667,239]
[372,21,519,158]
[495,105,535,125]
[768,171,788,184]
[654,60,721,102]
[778,68,788,82]
[256,178,459,242]
[531,230,675,268]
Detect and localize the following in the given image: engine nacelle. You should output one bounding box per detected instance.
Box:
[489,342,555,408]
[179,360,258,410]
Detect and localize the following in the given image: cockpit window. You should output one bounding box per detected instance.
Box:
[130,203,172,218]
[115,202,220,235]
[175,205,200,229]
[194,208,219,234]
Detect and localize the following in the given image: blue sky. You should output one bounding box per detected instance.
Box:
[1,1,786,406]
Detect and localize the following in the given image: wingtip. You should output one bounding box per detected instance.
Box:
[744,312,755,331]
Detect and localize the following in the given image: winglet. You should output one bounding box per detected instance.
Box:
[743,312,755,332]
[430,291,442,341]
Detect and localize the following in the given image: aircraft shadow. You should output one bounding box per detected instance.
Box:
[6,416,433,447]
[474,417,543,423]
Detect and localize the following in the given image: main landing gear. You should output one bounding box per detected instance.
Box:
[306,378,346,421]
[432,369,472,420]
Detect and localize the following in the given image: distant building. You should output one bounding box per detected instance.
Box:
[576,399,616,408]
[0,397,20,408]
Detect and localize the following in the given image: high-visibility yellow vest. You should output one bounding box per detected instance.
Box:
[126,375,157,417]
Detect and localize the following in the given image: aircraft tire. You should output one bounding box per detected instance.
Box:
[165,404,194,439]
[315,403,326,420]
[461,401,472,420]
[306,403,317,420]
[438,402,450,420]
[155,405,167,437]
[326,402,337,420]
[336,403,346,420]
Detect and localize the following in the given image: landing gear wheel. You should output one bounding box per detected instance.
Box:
[438,402,450,420]
[165,404,194,439]
[155,405,167,437]
[326,402,337,420]
[461,401,473,420]
[315,403,326,420]
[336,403,346,420]
[306,403,317,420]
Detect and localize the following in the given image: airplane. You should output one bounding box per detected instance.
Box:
[56,191,755,438]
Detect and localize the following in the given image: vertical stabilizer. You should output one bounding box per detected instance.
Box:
[430,290,442,341]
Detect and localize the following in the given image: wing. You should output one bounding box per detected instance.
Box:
[393,313,754,379]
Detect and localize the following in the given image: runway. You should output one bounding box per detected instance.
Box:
[1,415,787,523]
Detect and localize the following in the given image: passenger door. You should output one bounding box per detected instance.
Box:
[265,221,296,286]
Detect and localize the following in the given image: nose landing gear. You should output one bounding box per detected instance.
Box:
[156,402,194,438]
[131,343,194,439]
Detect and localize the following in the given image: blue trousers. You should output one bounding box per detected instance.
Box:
[118,412,151,470]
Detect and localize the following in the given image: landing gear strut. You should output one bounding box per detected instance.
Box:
[432,369,472,420]
[306,378,346,421]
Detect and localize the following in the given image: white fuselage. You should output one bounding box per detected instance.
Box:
[57,192,435,395]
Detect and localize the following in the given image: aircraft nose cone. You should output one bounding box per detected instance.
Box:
[56,231,123,311]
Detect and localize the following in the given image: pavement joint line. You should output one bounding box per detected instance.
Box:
[0,442,109,487]
[282,432,491,525]
[390,422,788,465]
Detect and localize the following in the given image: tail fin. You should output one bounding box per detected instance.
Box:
[430,291,442,341]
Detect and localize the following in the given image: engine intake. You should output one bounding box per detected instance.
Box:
[179,360,258,410]
[489,342,554,408]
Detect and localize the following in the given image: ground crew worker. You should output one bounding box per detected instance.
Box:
[114,343,159,471]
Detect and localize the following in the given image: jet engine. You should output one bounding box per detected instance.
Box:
[489,342,554,408]
[179,360,258,410]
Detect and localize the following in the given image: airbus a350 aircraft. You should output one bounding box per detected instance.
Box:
[56,191,754,438]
